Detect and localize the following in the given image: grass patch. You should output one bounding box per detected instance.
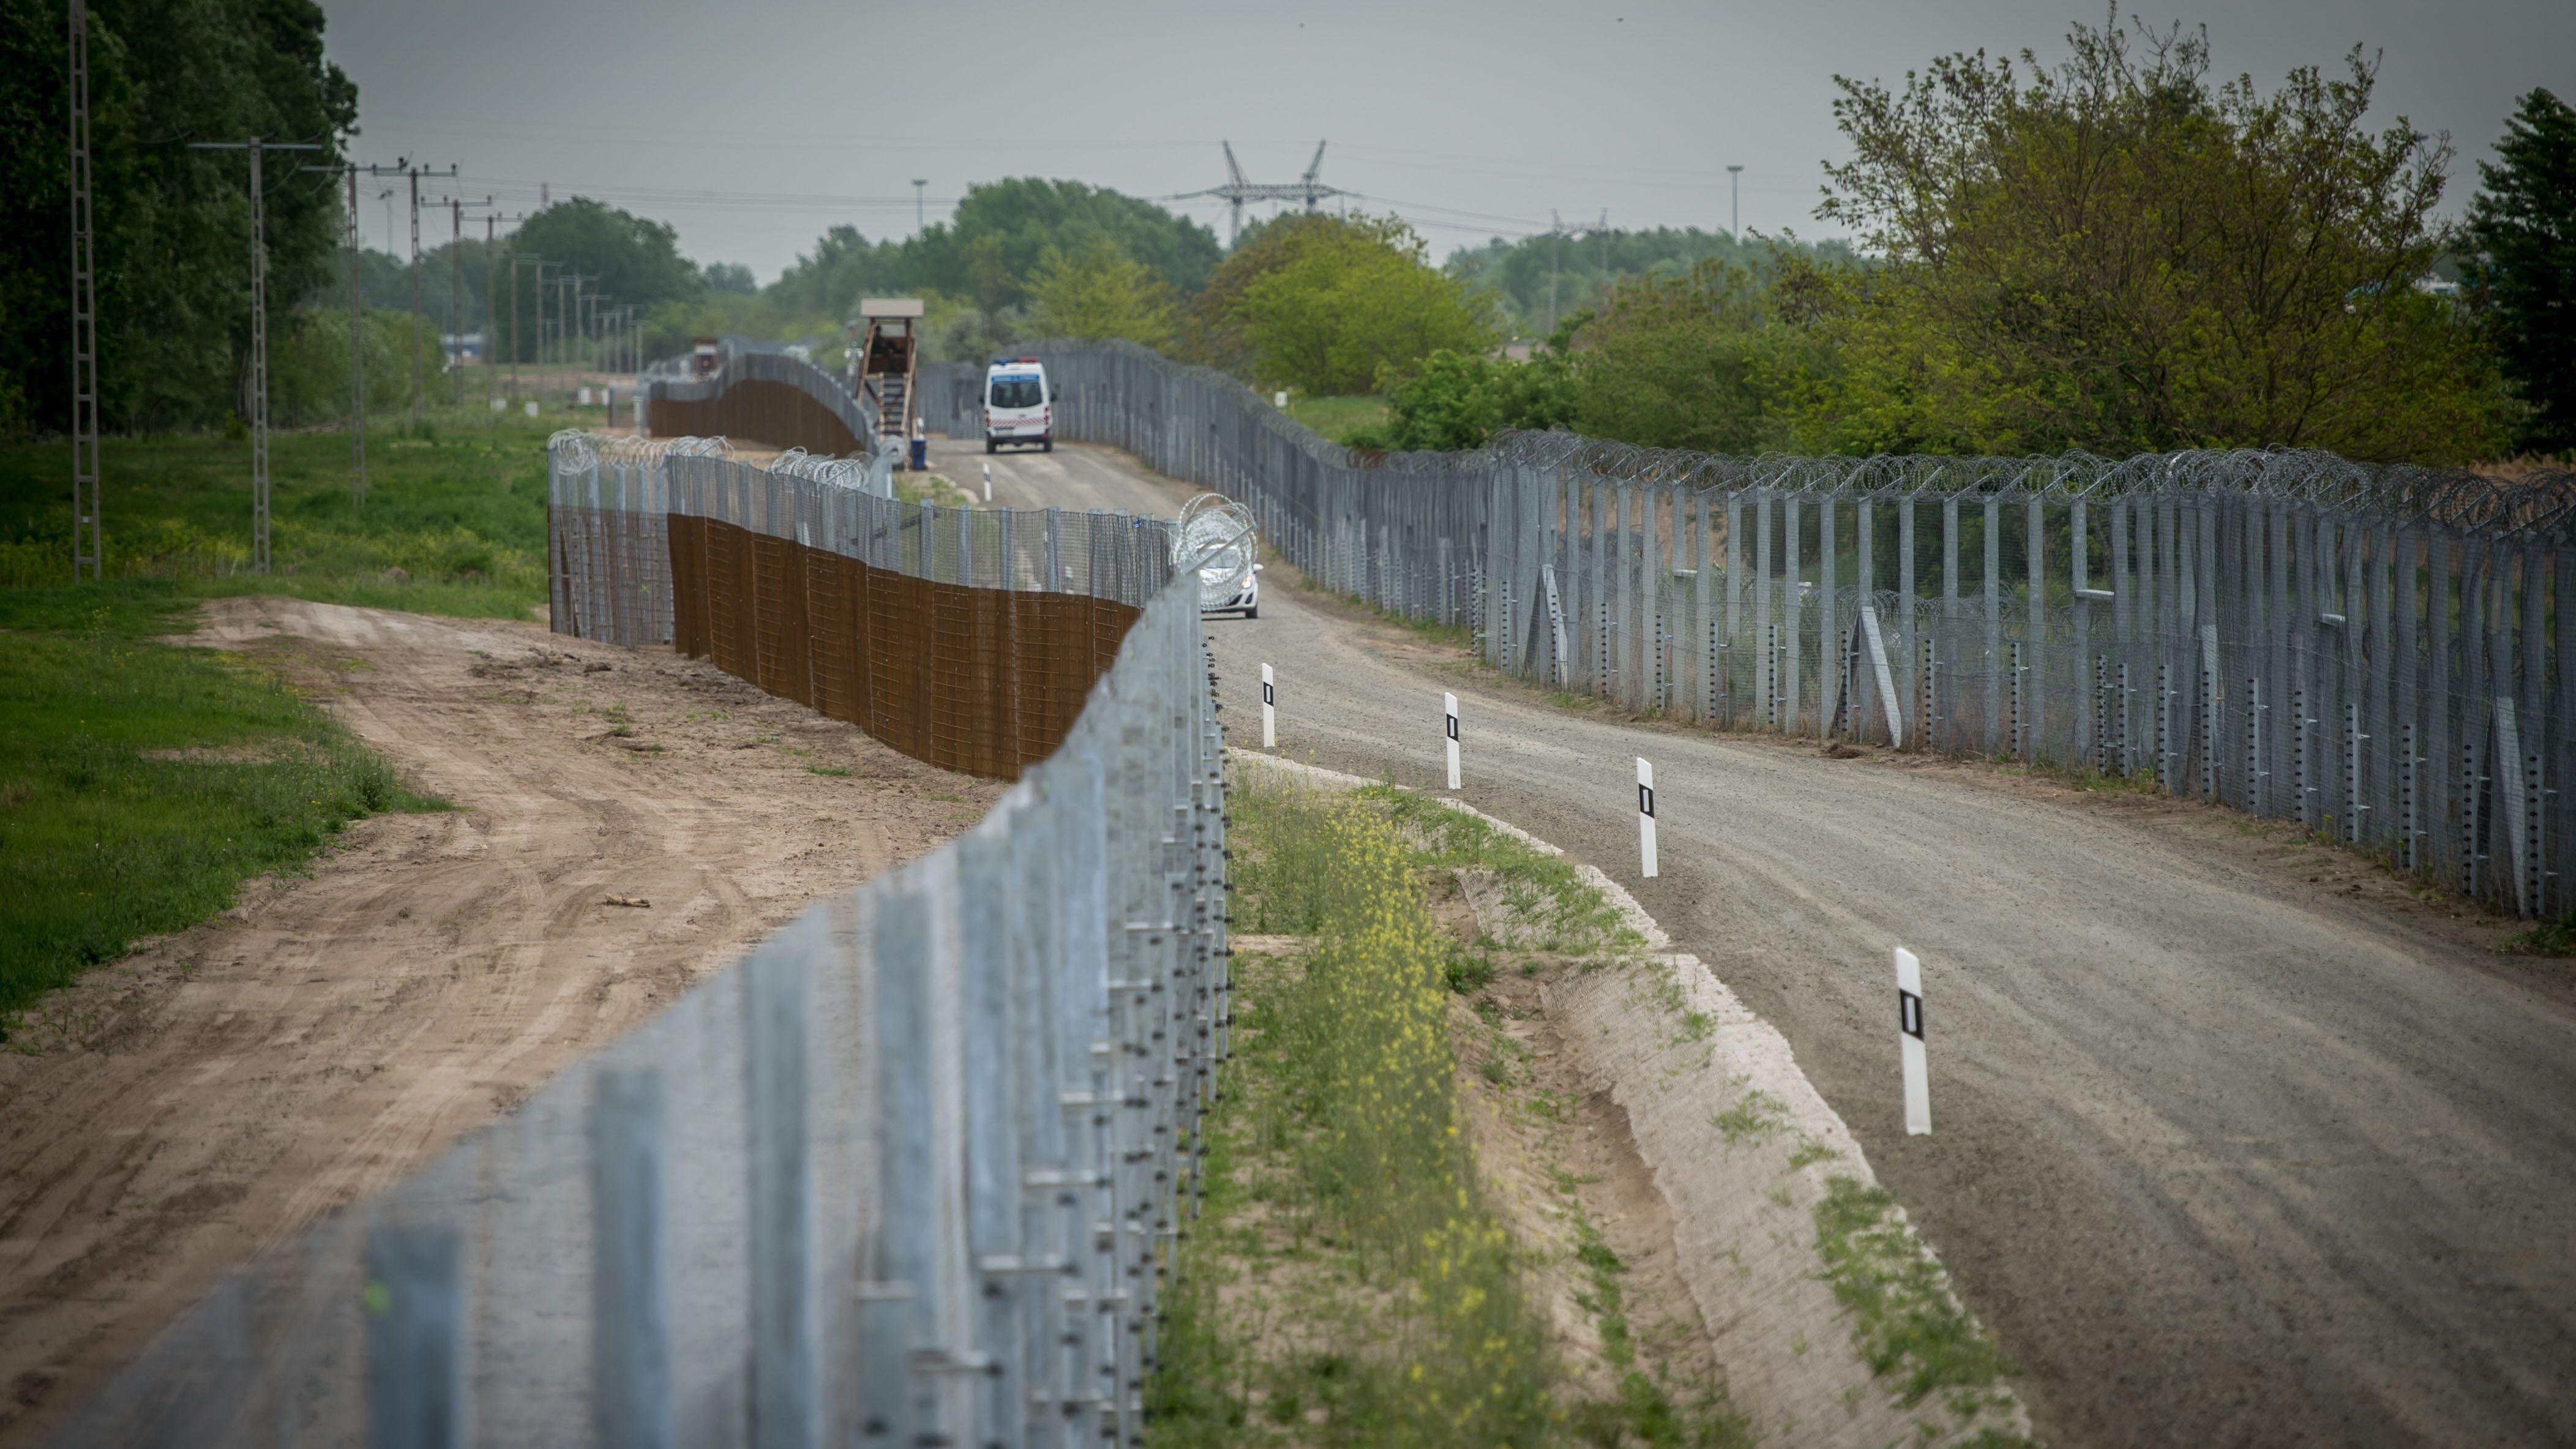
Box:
[1710,1088,1791,1147]
[1,406,556,617]
[0,580,443,1024]
[1282,393,1390,446]
[1361,788,1636,956]
[1153,781,1555,1447]
[2509,912,2576,955]
[893,471,978,510]
[1813,1177,2016,1414]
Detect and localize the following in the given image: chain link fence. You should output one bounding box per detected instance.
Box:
[924,340,2576,919]
[53,468,1224,1449]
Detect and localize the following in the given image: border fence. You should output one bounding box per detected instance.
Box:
[53,454,1224,1448]
[547,432,1172,777]
[924,341,2576,919]
[643,349,884,460]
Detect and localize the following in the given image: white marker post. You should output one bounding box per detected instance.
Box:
[1443,693,1461,790]
[1260,663,1276,748]
[1636,757,1658,877]
[1895,946,1930,1135]
[981,462,992,503]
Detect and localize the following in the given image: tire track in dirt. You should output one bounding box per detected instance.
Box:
[0,597,1000,1447]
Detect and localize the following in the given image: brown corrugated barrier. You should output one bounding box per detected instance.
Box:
[648,378,865,455]
[668,514,1140,779]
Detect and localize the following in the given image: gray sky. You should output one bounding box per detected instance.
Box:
[326,0,2573,282]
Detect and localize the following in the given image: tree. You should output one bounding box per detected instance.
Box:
[1565,258,1818,454]
[1027,241,1177,350]
[1807,14,2504,462]
[1,0,355,434]
[1227,215,1496,396]
[765,179,1218,323]
[1352,348,1578,452]
[702,262,757,295]
[2468,88,2576,455]
[500,198,700,364]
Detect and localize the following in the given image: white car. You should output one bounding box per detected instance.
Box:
[983,358,1054,452]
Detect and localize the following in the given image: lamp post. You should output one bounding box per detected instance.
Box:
[1727,165,1743,242]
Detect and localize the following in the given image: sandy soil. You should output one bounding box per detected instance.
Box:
[0,598,1000,1447]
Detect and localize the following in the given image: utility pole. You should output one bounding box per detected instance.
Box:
[509,255,539,402]
[432,194,493,406]
[913,178,927,236]
[482,212,520,413]
[403,162,458,427]
[306,159,406,508]
[1726,165,1743,243]
[68,0,100,581]
[190,137,321,572]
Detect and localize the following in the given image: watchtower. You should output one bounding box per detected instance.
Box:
[855,298,924,446]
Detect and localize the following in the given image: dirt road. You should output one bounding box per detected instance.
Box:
[0,599,999,1447]
[953,437,2576,1447]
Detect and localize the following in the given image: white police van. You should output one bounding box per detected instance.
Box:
[983,357,1054,453]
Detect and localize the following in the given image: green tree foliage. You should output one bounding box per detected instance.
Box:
[499,198,702,364]
[1804,15,2504,462]
[1,0,355,435]
[1226,215,1496,396]
[1351,348,1577,452]
[766,179,1219,324]
[266,307,443,426]
[2468,89,2576,455]
[1446,227,1852,337]
[1026,241,1178,351]
[1564,258,1825,454]
[702,261,756,295]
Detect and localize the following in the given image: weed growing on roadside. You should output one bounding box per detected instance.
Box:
[2509,912,2576,954]
[1813,1177,2016,1416]
[1155,779,1555,1447]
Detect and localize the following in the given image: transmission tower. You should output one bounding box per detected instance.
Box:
[68,0,100,580]
[1178,141,1348,246]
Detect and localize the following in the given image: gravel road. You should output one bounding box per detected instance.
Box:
[946,436,2576,1448]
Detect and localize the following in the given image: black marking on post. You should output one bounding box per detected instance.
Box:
[1898,989,1923,1041]
[1261,681,1273,706]
[1638,785,1655,818]
[1445,714,1459,742]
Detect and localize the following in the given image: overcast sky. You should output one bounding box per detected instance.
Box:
[324,0,2573,282]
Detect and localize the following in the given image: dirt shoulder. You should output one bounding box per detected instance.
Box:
[0,597,999,1446]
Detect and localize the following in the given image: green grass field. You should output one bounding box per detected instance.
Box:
[1284,394,1390,447]
[0,403,574,1028]
[0,400,599,617]
[0,581,446,1027]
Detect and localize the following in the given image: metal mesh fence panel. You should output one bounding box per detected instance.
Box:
[51,555,1225,1449]
[924,340,2576,916]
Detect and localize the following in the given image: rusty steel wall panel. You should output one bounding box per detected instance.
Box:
[651,379,864,457]
[665,515,1140,778]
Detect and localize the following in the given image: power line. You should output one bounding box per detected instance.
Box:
[188,138,323,573]
[303,159,410,508]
